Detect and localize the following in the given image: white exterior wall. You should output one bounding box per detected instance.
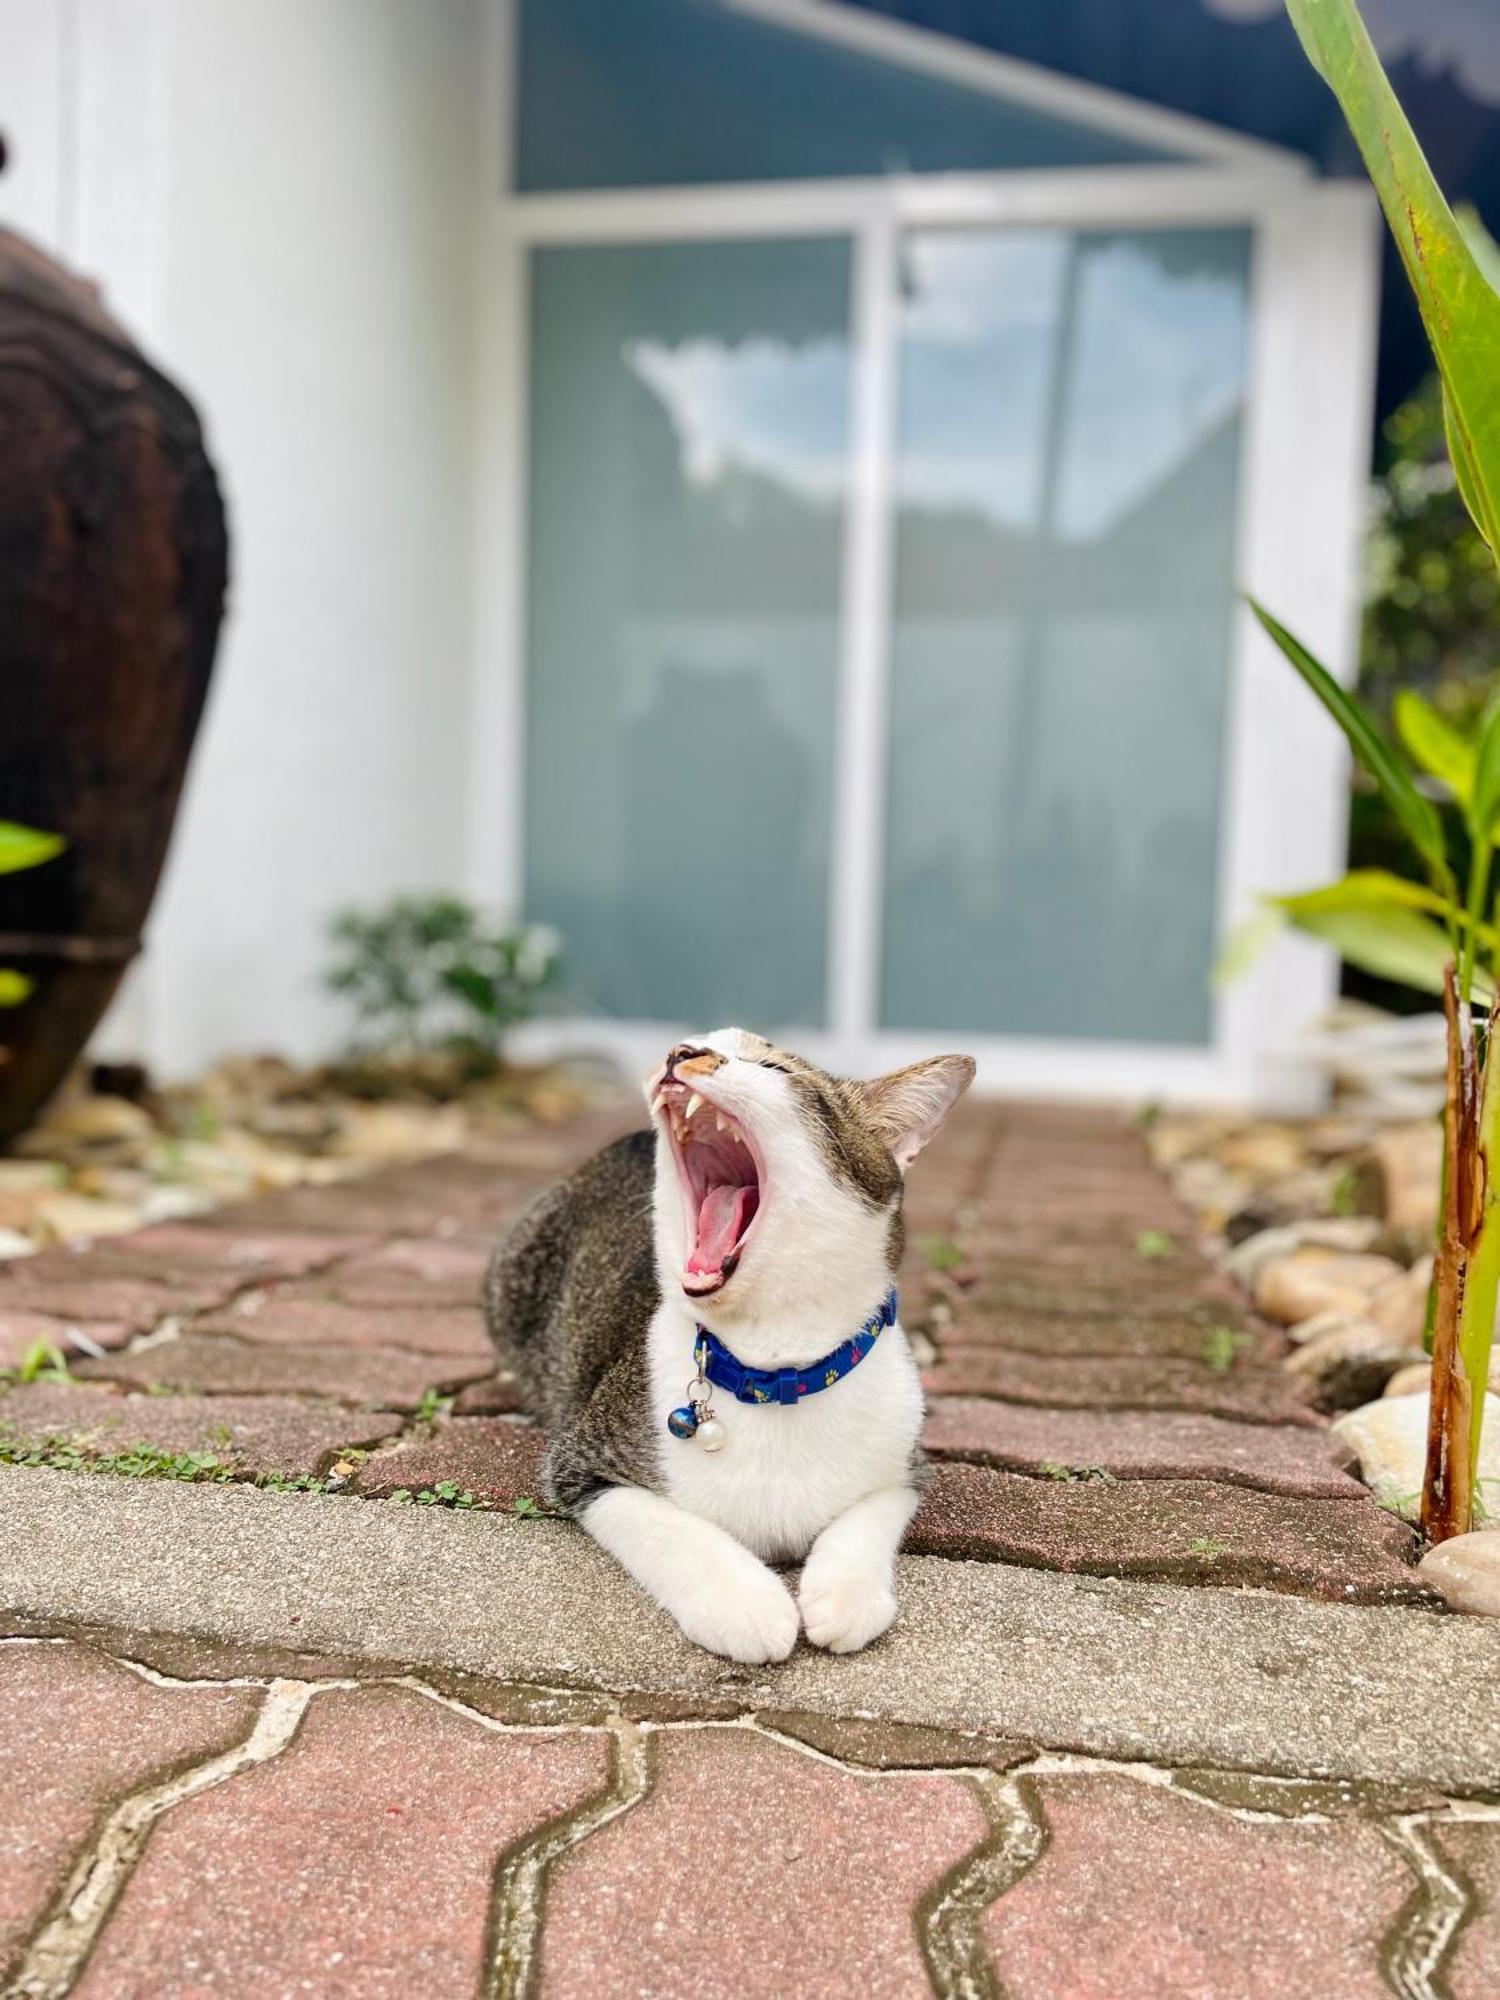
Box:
[0,0,489,1074]
[0,0,1381,1106]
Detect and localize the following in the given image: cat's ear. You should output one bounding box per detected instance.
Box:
[861,1056,975,1171]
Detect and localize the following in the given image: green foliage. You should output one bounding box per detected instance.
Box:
[412,1386,454,1428]
[0,820,64,1010]
[1366,405,1500,739]
[386,1481,498,1511]
[5,1344,71,1392]
[1249,602,1452,891]
[0,1426,329,1492]
[322,896,561,1060]
[918,1234,965,1272]
[0,821,64,876]
[1201,1325,1252,1375]
[1036,1462,1114,1485]
[1269,0,1500,1533]
[1286,1,1500,554]
[1135,1230,1174,1261]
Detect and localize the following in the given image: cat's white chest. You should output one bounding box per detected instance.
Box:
[647,1308,924,1562]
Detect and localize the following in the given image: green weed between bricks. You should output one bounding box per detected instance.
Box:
[0,1429,552,1518]
[1202,1326,1252,1375]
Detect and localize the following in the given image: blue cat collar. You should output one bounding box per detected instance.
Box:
[692,1289,896,1409]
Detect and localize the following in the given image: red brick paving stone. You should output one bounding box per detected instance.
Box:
[192,1296,493,1361]
[1431,1824,1500,2000]
[75,1334,491,1411]
[119,1221,375,1277]
[982,1775,1410,2000]
[451,1372,525,1416]
[908,1461,1425,1602]
[943,1314,1282,1364]
[0,1382,400,1476]
[0,1258,233,1329]
[71,1684,608,2000]
[961,1236,1205,1273]
[540,1728,986,1999]
[206,1183,487,1237]
[967,1270,1247,1315]
[0,1642,260,1984]
[922,1399,1364,1498]
[352,1417,546,1501]
[0,1310,131,1366]
[306,1236,493,1309]
[924,1349,1321,1425]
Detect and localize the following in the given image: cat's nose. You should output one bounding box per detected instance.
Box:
[666,1043,725,1080]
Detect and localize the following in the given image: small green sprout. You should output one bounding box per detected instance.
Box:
[1202,1325,1252,1374]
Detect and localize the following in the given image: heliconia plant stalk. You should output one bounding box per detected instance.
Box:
[1248,0,1500,1541]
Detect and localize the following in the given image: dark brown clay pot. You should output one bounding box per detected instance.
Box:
[0,228,228,1141]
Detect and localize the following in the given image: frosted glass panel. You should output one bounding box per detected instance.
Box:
[516,0,1174,192]
[881,227,1252,1045]
[524,240,851,1026]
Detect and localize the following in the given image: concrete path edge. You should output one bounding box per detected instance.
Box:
[3,1466,1499,1792]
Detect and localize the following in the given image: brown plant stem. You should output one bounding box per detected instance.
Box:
[1421,965,1477,1542]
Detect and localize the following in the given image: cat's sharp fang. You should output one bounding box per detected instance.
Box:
[685,1092,704,1122]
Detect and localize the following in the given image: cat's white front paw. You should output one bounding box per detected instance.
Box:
[798,1566,898,1654]
[673,1562,799,1664]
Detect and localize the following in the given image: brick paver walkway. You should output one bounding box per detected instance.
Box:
[1,1099,1493,1996]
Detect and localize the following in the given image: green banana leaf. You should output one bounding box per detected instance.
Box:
[1285,0,1500,554]
[1248,599,1451,888]
[1394,692,1474,808]
[1276,897,1490,1003]
[0,822,63,876]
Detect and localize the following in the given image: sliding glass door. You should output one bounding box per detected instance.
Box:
[880,226,1252,1045]
[524,238,852,1027]
[520,220,1251,1050]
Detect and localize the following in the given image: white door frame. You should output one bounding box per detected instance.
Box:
[472,6,1381,1108]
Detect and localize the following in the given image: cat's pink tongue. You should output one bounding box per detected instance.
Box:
[687,1183,755,1275]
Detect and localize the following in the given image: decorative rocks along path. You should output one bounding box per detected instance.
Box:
[1,1096,1496,1996]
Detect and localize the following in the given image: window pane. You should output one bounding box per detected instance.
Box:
[517,0,1176,192]
[524,239,852,1027]
[880,227,1252,1045]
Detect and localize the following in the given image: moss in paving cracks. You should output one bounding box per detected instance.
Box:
[1189,1536,1229,1565]
[0,1428,322,1491]
[919,1235,965,1273]
[1202,1324,1253,1374]
[0,1426,552,1516]
[1136,1230,1176,1260]
[1036,1462,1116,1485]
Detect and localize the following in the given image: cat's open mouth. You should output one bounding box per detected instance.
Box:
[652,1080,764,1297]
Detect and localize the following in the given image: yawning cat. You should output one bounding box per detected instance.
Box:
[482,1027,974,1662]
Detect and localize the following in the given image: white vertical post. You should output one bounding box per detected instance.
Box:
[467,0,531,920]
[827,208,900,1064]
[1214,180,1382,1108]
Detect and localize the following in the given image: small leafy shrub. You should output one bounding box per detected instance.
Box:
[322,896,560,1064]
